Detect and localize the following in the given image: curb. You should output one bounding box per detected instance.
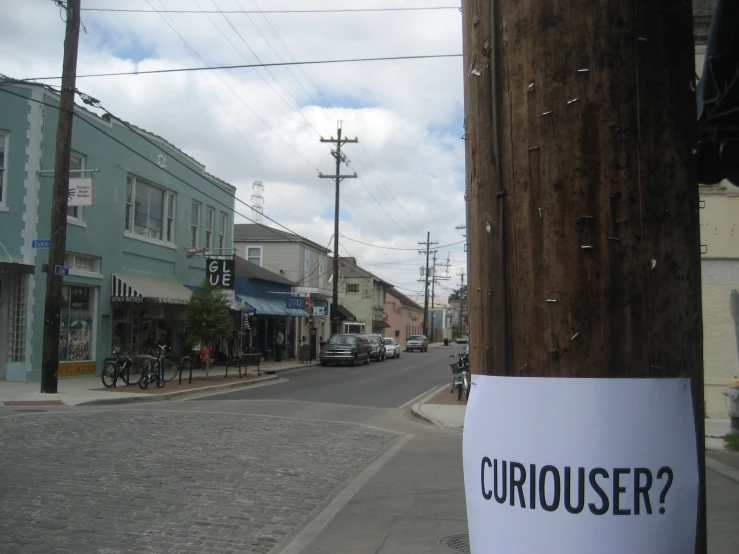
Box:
[75,362,320,407]
[409,384,453,428]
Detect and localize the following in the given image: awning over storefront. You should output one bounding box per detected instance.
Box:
[111,274,192,305]
[235,294,309,317]
[336,305,356,321]
[0,261,35,275]
[372,320,391,330]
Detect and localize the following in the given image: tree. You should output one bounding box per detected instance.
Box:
[448,286,467,301]
[184,279,233,378]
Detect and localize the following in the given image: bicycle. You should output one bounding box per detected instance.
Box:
[139,343,170,389]
[102,352,143,388]
[449,351,470,401]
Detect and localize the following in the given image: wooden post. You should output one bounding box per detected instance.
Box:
[40,0,81,394]
[463,0,705,550]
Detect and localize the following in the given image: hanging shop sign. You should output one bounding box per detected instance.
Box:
[68,178,94,206]
[463,376,699,554]
[207,258,234,289]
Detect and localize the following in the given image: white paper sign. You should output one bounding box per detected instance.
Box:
[68,178,93,206]
[463,376,698,554]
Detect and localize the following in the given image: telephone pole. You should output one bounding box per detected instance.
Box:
[463,0,704,550]
[458,271,466,335]
[319,122,357,335]
[418,232,438,339]
[40,0,81,394]
[429,251,451,337]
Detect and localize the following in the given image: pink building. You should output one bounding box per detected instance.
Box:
[385,290,424,348]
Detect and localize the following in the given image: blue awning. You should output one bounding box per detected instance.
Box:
[235,294,309,317]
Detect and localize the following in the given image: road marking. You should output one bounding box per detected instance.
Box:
[356,376,380,384]
[398,384,447,409]
[272,434,412,554]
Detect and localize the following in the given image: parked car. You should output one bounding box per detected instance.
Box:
[319,334,371,366]
[383,337,401,358]
[367,334,387,361]
[455,335,469,344]
[406,334,428,352]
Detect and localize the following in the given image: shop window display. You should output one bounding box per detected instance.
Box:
[59,285,94,362]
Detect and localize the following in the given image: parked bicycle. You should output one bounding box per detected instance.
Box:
[102,352,143,388]
[450,350,471,401]
[139,343,171,389]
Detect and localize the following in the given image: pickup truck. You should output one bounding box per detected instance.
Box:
[406,334,428,352]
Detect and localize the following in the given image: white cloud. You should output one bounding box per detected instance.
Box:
[1,0,467,299]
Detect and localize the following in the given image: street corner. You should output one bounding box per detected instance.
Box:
[411,385,466,429]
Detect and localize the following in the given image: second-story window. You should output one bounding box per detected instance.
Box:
[67,151,85,221]
[190,200,201,248]
[245,246,262,266]
[218,211,228,250]
[347,283,359,293]
[0,130,8,206]
[125,174,176,243]
[205,206,215,249]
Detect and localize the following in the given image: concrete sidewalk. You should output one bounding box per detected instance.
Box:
[412,384,734,452]
[0,358,320,407]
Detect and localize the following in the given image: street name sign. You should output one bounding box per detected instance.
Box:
[32,240,50,249]
[54,265,70,276]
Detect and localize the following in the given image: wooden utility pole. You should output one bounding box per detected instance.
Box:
[458,271,466,334]
[40,0,81,394]
[462,0,705,550]
[319,123,357,335]
[418,233,437,339]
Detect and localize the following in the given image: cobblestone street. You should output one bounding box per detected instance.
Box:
[0,411,397,553]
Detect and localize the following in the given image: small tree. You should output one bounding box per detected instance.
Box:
[184,279,233,378]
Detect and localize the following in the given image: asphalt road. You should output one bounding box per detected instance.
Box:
[195,345,465,408]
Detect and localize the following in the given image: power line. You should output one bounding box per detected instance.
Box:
[25,54,463,80]
[0,85,305,244]
[81,6,462,15]
[340,235,466,251]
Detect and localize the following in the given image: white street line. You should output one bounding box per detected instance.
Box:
[272,434,412,554]
[397,384,446,410]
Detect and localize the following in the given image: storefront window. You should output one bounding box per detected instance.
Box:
[59,285,94,361]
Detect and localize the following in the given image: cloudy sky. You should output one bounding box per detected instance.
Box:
[1,0,467,303]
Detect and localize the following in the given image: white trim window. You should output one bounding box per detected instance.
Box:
[346,283,359,294]
[218,211,228,250]
[205,206,215,249]
[244,246,262,266]
[0,130,8,206]
[67,151,85,221]
[64,252,102,277]
[190,200,201,249]
[125,174,176,244]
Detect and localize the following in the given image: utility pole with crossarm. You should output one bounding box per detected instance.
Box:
[319,122,358,335]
